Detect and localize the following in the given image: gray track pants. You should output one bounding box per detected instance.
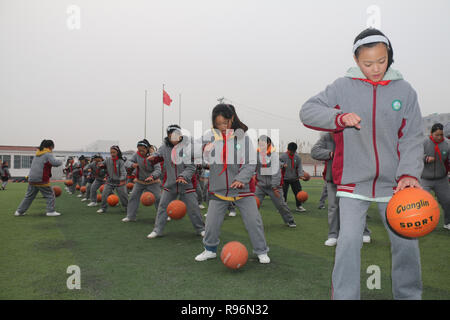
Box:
[17,184,56,214]
[152,189,205,236]
[255,186,295,224]
[203,195,269,255]
[100,183,128,212]
[331,197,422,300]
[89,179,103,202]
[126,183,161,220]
[421,177,450,225]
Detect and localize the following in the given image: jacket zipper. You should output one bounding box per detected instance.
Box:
[372,85,380,198]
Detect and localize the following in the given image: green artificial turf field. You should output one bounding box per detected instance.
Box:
[0,179,449,300]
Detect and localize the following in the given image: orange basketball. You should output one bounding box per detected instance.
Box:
[296,191,308,202]
[167,200,187,220]
[254,196,261,209]
[302,172,311,181]
[80,186,87,193]
[107,194,119,207]
[140,192,155,206]
[76,184,80,190]
[52,186,62,197]
[127,182,134,191]
[96,194,102,202]
[221,241,248,270]
[386,188,440,238]
[65,180,73,186]
[99,184,104,193]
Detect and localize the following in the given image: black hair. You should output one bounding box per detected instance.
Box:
[354,28,394,71]
[164,124,182,146]
[287,142,297,152]
[431,123,444,133]
[110,145,124,160]
[212,104,248,132]
[137,139,151,149]
[39,139,55,151]
[258,135,273,146]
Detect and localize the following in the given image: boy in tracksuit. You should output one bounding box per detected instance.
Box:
[15,140,63,217]
[122,139,162,222]
[255,135,296,228]
[279,142,307,212]
[194,104,270,264]
[311,132,371,246]
[96,146,129,213]
[421,123,450,230]
[147,125,205,238]
[300,28,424,299]
[86,154,106,207]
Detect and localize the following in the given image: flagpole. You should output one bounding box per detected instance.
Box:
[162,84,165,141]
[144,90,147,139]
[179,93,181,126]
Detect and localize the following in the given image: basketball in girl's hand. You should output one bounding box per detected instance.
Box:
[99,184,104,193]
[386,187,439,238]
[167,200,187,220]
[302,172,311,181]
[141,192,155,206]
[296,191,308,202]
[221,241,248,270]
[96,194,102,202]
[107,194,119,207]
[80,186,87,193]
[52,186,62,197]
[65,180,73,186]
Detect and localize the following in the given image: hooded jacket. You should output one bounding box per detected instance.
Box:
[28,148,63,186]
[300,67,424,201]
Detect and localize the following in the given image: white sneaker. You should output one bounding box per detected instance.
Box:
[295,206,306,212]
[96,209,105,214]
[67,192,73,195]
[77,194,83,198]
[81,198,88,202]
[258,253,271,264]
[443,224,450,230]
[87,202,97,207]
[46,211,61,217]
[363,235,371,243]
[167,216,171,221]
[200,230,205,237]
[195,250,217,261]
[147,231,159,239]
[199,204,205,209]
[14,211,25,216]
[228,210,237,217]
[122,217,135,222]
[204,213,208,217]
[324,238,337,246]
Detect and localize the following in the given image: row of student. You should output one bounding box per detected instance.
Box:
[13,27,450,299]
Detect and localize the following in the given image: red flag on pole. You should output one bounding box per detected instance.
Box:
[163,90,172,106]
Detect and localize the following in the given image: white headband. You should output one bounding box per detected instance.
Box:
[353,35,390,53]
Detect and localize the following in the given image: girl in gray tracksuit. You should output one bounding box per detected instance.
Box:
[1,161,11,190]
[194,104,270,264]
[255,135,296,227]
[15,140,63,216]
[311,132,371,245]
[86,154,106,207]
[97,146,128,213]
[72,156,88,197]
[421,123,450,229]
[146,125,205,238]
[300,28,424,299]
[123,139,162,222]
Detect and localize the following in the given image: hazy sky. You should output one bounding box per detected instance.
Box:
[1,0,449,152]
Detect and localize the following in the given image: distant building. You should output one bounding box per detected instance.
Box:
[423,113,450,136]
[0,145,133,179]
[85,140,120,153]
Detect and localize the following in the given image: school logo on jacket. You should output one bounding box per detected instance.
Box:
[392,99,402,111]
